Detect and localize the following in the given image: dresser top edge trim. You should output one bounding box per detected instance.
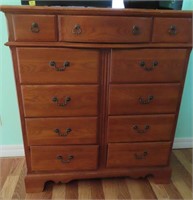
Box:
[0,5,192,17]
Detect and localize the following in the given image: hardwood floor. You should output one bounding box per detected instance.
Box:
[0,149,192,199]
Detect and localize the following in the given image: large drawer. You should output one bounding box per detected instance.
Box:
[110,49,187,83]
[31,145,99,171]
[17,48,100,84]
[22,85,98,117]
[59,16,152,43]
[152,17,192,43]
[12,15,57,41]
[109,84,180,115]
[107,142,171,168]
[108,114,175,143]
[26,117,98,145]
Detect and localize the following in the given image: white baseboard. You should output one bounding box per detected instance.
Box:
[173,138,193,149]
[0,138,192,157]
[0,145,24,157]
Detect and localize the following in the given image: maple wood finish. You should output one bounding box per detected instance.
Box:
[108,114,175,142]
[107,142,171,168]
[31,145,99,171]
[111,49,187,83]
[17,48,100,84]
[12,15,57,41]
[22,85,99,117]
[26,117,98,145]
[0,5,192,193]
[153,18,192,43]
[59,16,152,43]
[109,84,180,115]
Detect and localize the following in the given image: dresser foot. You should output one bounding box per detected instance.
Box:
[152,167,172,184]
[25,176,47,193]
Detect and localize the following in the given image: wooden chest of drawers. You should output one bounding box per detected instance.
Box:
[1,5,192,192]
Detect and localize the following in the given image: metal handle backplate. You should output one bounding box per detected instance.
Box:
[72,24,82,35]
[31,22,40,33]
[49,61,70,71]
[139,61,158,71]
[54,128,72,137]
[133,125,150,134]
[56,155,74,163]
[135,151,148,160]
[139,95,154,105]
[168,25,177,35]
[132,25,140,35]
[52,96,71,107]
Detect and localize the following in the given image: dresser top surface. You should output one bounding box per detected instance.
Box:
[0,5,192,17]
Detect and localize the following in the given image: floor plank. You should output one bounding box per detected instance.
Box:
[173,149,192,175]
[0,157,24,200]
[170,152,193,199]
[12,160,26,200]
[0,158,15,191]
[52,183,66,199]
[103,178,131,199]
[90,179,105,199]
[64,180,78,199]
[148,177,183,199]
[126,178,157,199]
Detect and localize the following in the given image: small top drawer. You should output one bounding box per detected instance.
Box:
[59,16,152,43]
[152,17,192,43]
[12,15,57,41]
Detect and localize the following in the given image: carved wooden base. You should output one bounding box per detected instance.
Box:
[25,166,171,193]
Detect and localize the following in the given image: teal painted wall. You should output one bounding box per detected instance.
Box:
[0,0,22,145]
[0,0,192,145]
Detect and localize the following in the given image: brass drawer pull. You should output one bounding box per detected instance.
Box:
[49,61,70,71]
[132,25,140,35]
[52,96,71,107]
[135,151,148,160]
[139,61,158,71]
[56,155,74,163]
[133,125,150,134]
[72,24,82,35]
[54,128,72,137]
[31,22,40,33]
[139,95,154,104]
[168,25,177,35]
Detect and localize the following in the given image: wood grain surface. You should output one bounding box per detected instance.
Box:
[109,83,180,115]
[0,149,192,199]
[59,16,152,43]
[12,14,57,42]
[22,85,99,117]
[110,49,187,83]
[17,48,100,84]
[153,17,192,43]
[107,114,175,142]
[26,117,98,145]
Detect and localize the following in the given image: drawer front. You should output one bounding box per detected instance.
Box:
[111,49,187,83]
[26,117,98,145]
[108,114,175,143]
[109,84,180,115]
[152,18,192,43]
[22,85,98,117]
[17,48,100,84]
[31,145,98,171]
[107,142,171,168]
[59,16,152,43]
[12,15,57,41]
